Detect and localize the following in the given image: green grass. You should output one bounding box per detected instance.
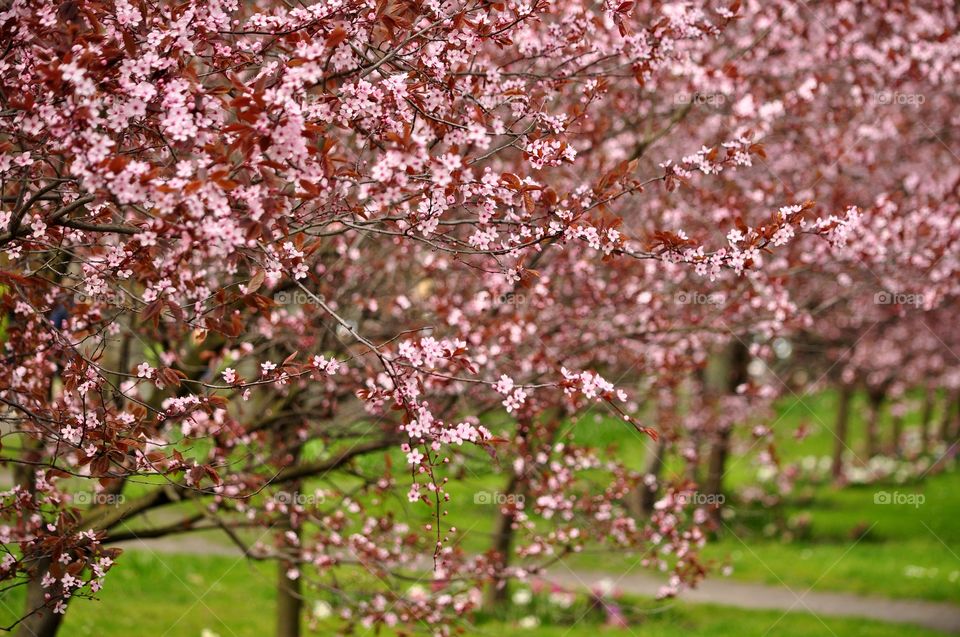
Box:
[0,553,275,637]
[553,391,960,602]
[0,552,950,637]
[706,390,959,602]
[8,389,956,636]
[158,389,959,602]
[700,470,960,602]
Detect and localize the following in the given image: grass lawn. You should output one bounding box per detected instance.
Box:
[327,390,960,602]
[548,390,960,601]
[116,390,958,603]
[701,470,960,602]
[557,468,960,602]
[6,390,956,635]
[0,552,951,637]
[699,390,959,602]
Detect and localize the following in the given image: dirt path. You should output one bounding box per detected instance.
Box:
[116,538,960,634]
[542,566,960,634]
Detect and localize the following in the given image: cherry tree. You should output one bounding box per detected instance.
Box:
[1,0,959,636]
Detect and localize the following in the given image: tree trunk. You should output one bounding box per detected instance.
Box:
[685,435,701,485]
[889,415,903,458]
[484,473,519,609]
[16,424,65,637]
[865,390,885,458]
[919,388,935,455]
[276,555,302,637]
[950,394,960,443]
[627,400,670,518]
[937,391,958,444]
[703,341,749,523]
[16,558,66,637]
[831,385,853,480]
[639,436,669,515]
[484,413,550,610]
[276,447,303,637]
[704,428,730,512]
[930,397,960,474]
[687,369,708,485]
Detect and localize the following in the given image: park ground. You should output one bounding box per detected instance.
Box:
[2,390,958,636]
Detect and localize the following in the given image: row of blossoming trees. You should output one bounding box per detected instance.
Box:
[0,0,959,635]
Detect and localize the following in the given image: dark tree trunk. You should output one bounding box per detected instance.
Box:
[484,473,519,609]
[687,369,708,485]
[276,444,303,637]
[484,413,549,610]
[865,389,885,458]
[937,391,958,444]
[703,341,749,523]
[919,388,935,455]
[16,558,66,637]
[685,435,701,485]
[16,426,64,637]
[276,517,303,637]
[638,436,669,515]
[703,427,731,520]
[831,385,853,480]
[951,394,960,443]
[627,399,670,518]
[930,396,960,474]
[889,415,903,458]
